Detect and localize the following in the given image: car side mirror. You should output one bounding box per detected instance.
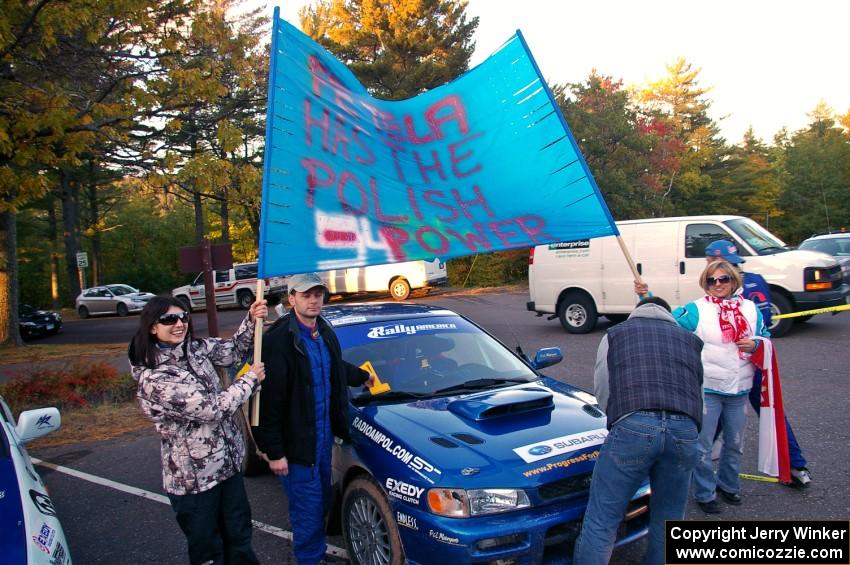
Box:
[531,347,563,370]
[16,407,61,443]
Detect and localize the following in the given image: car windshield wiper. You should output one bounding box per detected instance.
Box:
[352,390,430,405]
[432,378,529,396]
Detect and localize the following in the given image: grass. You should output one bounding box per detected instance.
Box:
[0,342,128,365]
[27,401,150,448]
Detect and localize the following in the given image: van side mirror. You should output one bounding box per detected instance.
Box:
[532,347,563,370]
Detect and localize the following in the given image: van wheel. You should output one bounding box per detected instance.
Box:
[389,278,410,301]
[768,293,793,338]
[343,476,405,565]
[558,292,597,334]
[237,290,255,309]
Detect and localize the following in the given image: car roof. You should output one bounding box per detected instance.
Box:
[322,302,459,327]
[802,233,850,241]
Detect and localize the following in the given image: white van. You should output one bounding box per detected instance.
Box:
[527,215,849,337]
[318,259,447,300]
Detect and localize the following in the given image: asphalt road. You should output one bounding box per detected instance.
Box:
[28,289,850,564]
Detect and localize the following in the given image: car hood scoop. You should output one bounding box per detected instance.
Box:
[447,387,554,421]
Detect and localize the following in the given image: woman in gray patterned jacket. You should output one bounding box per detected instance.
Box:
[129,296,266,565]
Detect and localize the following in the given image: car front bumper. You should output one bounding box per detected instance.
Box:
[791,283,850,310]
[397,487,650,565]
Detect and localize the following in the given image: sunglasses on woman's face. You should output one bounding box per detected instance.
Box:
[706,275,731,286]
[158,312,190,325]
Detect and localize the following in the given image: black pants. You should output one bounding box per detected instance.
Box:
[168,473,260,565]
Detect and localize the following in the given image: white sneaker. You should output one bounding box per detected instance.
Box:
[790,467,812,488]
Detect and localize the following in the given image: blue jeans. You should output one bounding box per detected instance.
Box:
[749,369,807,469]
[694,393,747,502]
[279,447,333,565]
[573,411,699,565]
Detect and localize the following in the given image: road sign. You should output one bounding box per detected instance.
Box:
[76,252,89,268]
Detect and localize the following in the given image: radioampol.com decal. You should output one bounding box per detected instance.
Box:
[513,429,608,464]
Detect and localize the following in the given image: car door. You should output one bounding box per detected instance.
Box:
[90,287,110,314]
[680,222,746,304]
[214,268,234,305]
[633,220,681,305]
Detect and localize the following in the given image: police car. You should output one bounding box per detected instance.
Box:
[0,396,72,564]
[326,303,649,565]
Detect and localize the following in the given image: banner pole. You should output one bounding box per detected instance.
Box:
[250,279,264,426]
[614,235,646,295]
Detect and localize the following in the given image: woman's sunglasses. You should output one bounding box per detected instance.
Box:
[158,312,190,325]
[706,275,732,286]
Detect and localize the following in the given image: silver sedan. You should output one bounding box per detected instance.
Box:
[75,284,155,318]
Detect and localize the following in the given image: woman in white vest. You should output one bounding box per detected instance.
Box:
[672,259,769,514]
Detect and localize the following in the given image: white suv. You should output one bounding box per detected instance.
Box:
[172,262,287,311]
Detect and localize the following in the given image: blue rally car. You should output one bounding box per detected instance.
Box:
[323,303,650,565]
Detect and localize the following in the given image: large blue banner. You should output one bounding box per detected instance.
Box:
[258,8,618,278]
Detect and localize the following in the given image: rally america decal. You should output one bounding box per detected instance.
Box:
[352,417,442,482]
[513,429,608,464]
[367,322,457,339]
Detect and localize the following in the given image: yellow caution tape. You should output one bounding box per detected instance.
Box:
[773,303,850,319]
[739,473,779,483]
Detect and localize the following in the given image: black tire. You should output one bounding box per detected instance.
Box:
[237,290,255,309]
[604,314,628,324]
[117,303,129,317]
[176,296,192,312]
[342,476,405,565]
[389,278,410,301]
[557,292,598,334]
[768,293,793,338]
[78,305,90,319]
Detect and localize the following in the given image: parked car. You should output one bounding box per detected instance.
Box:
[262,303,649,564]
[18,304,62,340]
[172,262,287,311]
[0,396,72,564]
[798,232,850,285]
[75,284,155,318]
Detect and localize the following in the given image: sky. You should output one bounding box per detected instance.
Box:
[263,0,850,144]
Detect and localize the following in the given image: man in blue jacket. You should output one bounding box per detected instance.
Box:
[704,240,812,488]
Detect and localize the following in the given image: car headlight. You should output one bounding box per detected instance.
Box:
[427,488,530,517]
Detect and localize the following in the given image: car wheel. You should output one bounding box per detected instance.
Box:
[117,303,129,317]
[768,293,793,338]
[237,290,255,309]
[342,476,405,565]
[557,292,598,334]
[78,305,90,319]
[389,278,410,301]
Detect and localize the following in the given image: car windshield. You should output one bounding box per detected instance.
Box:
[724,218,787,255]
[799,236,850,257]
[336,315,538,402]
[107,284,137,295]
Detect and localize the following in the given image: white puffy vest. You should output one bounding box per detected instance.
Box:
[694,298,758,395]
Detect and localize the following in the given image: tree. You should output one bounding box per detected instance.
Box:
[300,0,478,100]
[636,58,730,215]
[554,71,656,219]
[776,102,850,242]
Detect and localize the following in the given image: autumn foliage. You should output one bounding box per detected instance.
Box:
[0,362,136,413]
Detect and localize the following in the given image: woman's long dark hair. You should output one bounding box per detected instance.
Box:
[129,296,193,369]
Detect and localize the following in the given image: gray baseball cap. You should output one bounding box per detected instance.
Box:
[288,272,328,293]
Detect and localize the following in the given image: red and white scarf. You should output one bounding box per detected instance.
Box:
[705,294,750,344]
[750,338,791,483]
